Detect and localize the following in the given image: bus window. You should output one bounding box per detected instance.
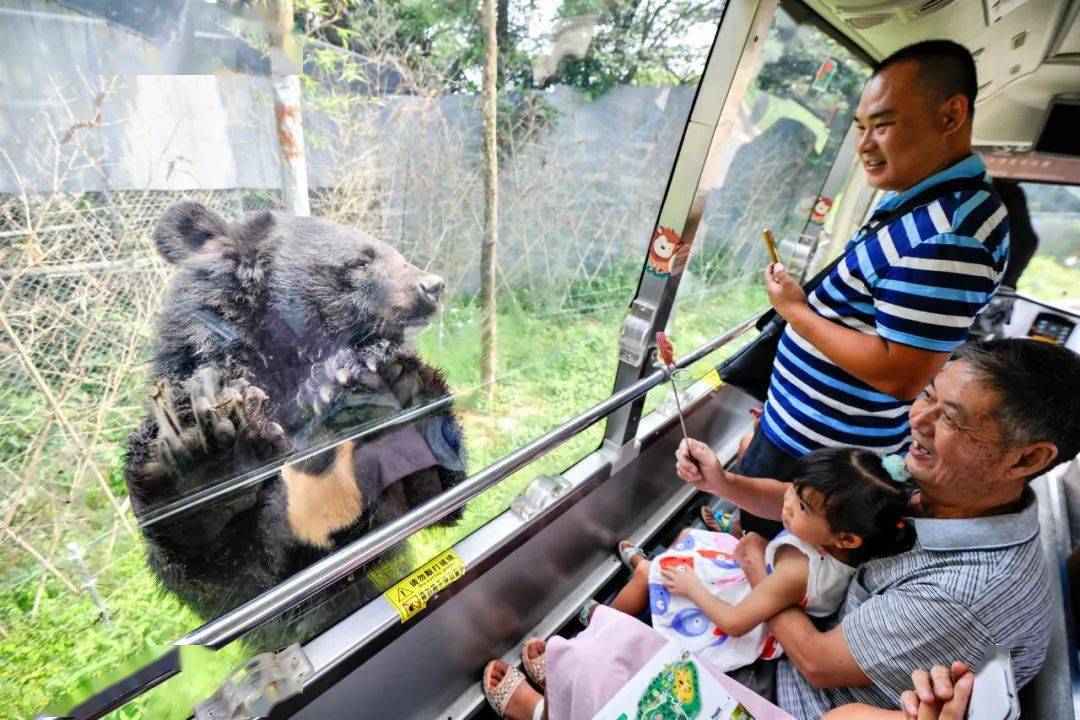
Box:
[0,1,722,715]
[649,5,871,407]
[1013,182,1080,306]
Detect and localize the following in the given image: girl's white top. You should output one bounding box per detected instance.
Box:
[764,530,856,617]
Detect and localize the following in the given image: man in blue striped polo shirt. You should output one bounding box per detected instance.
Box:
[735,40,1009,537]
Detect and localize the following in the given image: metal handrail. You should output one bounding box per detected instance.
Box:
[137,396,454,530]
[177,313,763,648]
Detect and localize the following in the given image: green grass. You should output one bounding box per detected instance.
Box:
[1016,254,1080,303]
[0,280,765,719]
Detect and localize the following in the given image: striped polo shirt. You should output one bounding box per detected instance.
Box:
[775,490,1051,719]
[760,154,1010,458]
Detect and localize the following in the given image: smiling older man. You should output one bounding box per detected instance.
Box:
[677,338,1080,719]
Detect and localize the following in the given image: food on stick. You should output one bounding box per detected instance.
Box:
[763,229,780,265]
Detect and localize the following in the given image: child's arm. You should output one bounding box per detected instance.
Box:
[661,545,809,637]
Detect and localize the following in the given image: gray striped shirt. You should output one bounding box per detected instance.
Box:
[776,490,1051,720]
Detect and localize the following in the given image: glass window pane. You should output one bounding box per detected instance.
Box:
[650,7,871,410]
[0,1,723,714]
[1014,182,1080,303]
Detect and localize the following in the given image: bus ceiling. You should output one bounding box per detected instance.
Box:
[799,0,1080,158]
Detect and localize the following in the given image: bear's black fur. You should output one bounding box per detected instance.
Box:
[124,201,465,629]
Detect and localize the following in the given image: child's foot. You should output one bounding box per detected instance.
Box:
[617,540,647,570]
[483,660,543,720]
[700,507,741,536]
[577,598,599,627]
[700,505,724,532]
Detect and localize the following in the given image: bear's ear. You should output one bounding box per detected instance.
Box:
[153,201,230,264]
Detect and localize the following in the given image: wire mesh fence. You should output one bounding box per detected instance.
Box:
[0,109,674,613]
[0,188,279,601]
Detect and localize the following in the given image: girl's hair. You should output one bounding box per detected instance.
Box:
[789,447,913,562]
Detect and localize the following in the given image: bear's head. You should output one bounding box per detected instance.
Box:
[154,201,444,349]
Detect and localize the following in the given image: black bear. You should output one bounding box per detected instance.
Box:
[124,201,466,629]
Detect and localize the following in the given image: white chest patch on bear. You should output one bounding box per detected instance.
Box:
[282,440,361,549]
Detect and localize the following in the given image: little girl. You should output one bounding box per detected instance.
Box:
[596,446,911,671]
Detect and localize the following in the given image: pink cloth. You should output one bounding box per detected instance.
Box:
[545,605,794,720]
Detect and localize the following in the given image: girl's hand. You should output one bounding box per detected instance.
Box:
[765,263,807,321]
[675,438,725,491]
[660,566,702,597]
[734,532,769,585]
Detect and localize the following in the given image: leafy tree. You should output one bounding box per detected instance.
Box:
[292,0,723,98]
[548,0,725,96]
[756,26,866,122]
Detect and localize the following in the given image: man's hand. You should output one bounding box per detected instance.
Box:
[765,263,808,321]
[900,662,974,720]
[675,438,726,492]
[660,565,703,597]
[734,532,769,585]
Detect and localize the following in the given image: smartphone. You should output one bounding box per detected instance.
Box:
[762,229,781,265]
[966,645,1020,720]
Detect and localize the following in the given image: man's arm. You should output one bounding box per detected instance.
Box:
[763,606,871,688]
[676,439,786,520]
[735,533,871,689]
[766,264,948,400]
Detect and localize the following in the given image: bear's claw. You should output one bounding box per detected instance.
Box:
[298,344,393,418]
[143,368,286,496]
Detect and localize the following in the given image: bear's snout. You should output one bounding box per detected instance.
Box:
[419,274,444,306]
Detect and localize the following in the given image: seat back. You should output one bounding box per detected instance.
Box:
[1021,461,1080,718]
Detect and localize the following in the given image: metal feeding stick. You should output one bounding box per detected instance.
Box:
[656,331,689,441]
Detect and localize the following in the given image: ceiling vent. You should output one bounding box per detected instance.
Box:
[914,0,955,17]
[835,0,958,27]
[1011,30,1028,49]
[844,14,892,29]
[983,0,1035,25]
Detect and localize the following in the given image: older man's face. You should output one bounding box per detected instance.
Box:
[904,360,1018,504]
[854,60,957,192]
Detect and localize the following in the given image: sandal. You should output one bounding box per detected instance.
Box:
[521,637,546,688]
[700,505,734,533]
[483,660,528,718]
[577,598,599,628]
[616,540,647,571]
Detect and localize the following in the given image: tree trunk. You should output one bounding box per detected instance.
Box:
[496,0,509,89]
[269,0,310,216]
[480,0,500,402]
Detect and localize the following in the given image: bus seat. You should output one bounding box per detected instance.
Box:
[1020,462,1080,719]
[1060,458,1080,549]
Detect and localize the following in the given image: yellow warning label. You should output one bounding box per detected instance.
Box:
[701,368,724,390]
[384,549,466,623]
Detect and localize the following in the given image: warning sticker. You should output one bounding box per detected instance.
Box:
[384,549,466,623]
[700,368,724,390]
